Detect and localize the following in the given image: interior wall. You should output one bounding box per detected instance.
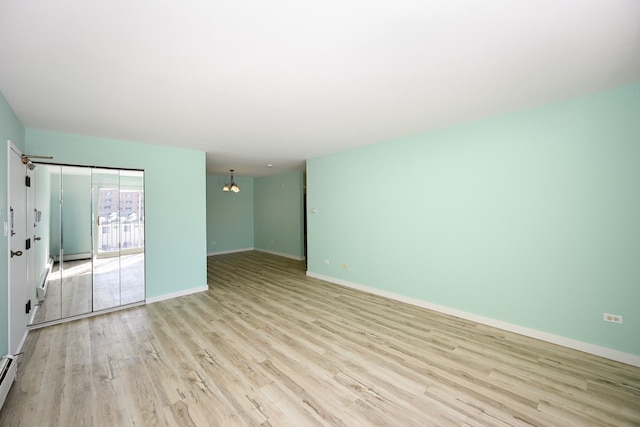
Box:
[254,170,305,259]
[0,91,26,357]
[205,170,305,259]
[206,174,254,254]
[26,129,207,300]
[307,83,640,357]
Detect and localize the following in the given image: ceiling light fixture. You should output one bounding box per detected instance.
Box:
[222,169,240,193]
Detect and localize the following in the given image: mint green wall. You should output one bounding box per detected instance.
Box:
[307,83,640,356]
[60,170,92,256]
[0,91,25,357]
[206,174,254,253]
[254,170,304,259]
[26,129,207,299]
[205,170,305,259]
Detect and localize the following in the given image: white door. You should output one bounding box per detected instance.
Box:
[26,163,37,324]
[8,143,28,355]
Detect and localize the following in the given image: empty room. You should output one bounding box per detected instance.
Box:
[1,1,639,426]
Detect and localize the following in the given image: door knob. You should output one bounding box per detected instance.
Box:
[11,250,23,258]
[34,236,42,241]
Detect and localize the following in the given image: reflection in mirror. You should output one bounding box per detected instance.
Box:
[60,166,93,318]
[30,165,145,326]
[92,169,121,311]
[118,170,145,305]
[32,165,51,302]
[32,164,61,324]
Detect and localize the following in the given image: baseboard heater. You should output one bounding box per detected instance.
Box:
[36,256,54,303]
[0,355,17,410]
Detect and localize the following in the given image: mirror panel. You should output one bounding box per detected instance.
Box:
[60,166,93,318]
[29,165,145,325]
[93,169,121,311]
[119,170,145,305]
[32,165,62,324]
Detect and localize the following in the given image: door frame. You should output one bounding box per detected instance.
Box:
[7,140,29,355]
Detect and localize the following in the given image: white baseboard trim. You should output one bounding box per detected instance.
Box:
[255,248,305,261]
[15,330,28,356]
[306,271,640,368]
[208,247,254,256]
[146,285,209,304]
[57,252,91,262]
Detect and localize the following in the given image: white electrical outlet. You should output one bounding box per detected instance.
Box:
[323,259,329,265]
[603,313,623,324]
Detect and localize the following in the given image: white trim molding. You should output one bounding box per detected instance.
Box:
[208,247,305,261]
[146,285,209,304]
[306,271,640,368]
[208,247,254,256]
[255,248,305,261]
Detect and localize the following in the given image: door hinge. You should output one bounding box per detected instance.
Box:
[25,238,31,250]
[25,175,31,187]
[26,299,31,314]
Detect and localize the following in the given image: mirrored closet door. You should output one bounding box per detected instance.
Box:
[29,164,145,326]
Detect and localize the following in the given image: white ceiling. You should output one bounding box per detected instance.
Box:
[1,1,639,176]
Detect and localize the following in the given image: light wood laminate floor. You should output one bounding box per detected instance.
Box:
[1,251,639,426]
[32,254,145,324]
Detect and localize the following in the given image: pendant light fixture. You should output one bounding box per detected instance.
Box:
[222,169,240,193]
